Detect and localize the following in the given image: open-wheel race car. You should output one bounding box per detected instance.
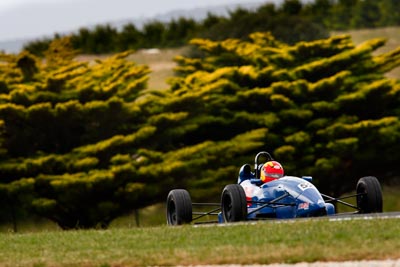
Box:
[166,151,383,225]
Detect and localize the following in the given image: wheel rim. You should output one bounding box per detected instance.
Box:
[168,200,177,225]
[357,183,367,211]
[223,193,233,221]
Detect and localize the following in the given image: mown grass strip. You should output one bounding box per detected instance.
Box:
[0,217,399,267]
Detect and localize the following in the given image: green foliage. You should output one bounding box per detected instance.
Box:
[2,32,400,229]
[172,32,400,195]
[1,39,152,228]
[0,37,267,228]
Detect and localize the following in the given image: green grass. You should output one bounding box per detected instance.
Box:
[0,218,399,267]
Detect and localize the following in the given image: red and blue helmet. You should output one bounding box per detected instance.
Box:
[260,161,284,183]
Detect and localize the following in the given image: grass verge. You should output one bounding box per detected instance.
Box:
[0,217,399,267]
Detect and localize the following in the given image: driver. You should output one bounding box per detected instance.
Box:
[260,161,284,183]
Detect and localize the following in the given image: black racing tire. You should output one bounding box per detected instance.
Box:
[166,189,192,225]
[356,176,383,213]
[221,184,248,222]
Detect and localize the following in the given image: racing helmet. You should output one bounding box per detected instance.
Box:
[260,161,284,183]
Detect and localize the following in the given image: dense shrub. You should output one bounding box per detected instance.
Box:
[1,32,399,228]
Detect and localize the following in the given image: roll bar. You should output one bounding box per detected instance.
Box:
[254,151,273,179]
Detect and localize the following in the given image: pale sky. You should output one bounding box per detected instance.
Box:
[0,0,67,11]
[0,0,277,53]
[0,0,274,40]
[0,0,245,11]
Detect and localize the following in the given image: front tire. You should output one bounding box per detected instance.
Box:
[166,189,192,225]
[356,176,383,213]
[221,184,247,222]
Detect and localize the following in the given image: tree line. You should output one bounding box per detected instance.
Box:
[23,0,400,56]
[1,32,400,229]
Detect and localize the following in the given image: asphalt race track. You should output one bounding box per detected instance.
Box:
[325,211,400,221]
[193,211,400,227]
[260,211,400,223]
[218,259,400,266]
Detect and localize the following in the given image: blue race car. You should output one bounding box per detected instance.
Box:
[166,151,383,225]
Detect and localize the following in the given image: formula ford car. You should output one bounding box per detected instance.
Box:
[166,152,383,225]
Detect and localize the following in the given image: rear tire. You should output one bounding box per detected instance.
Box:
[221,184,247,222]
[166,189,192,225]
[356,176,383,213]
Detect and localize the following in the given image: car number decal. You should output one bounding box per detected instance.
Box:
[298,182,313,191]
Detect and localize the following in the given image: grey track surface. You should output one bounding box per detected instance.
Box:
[190,260,400,267]
[193,211,400,227]
[265,260,400,266]
[255,211,400,223]
[326,211,400,220]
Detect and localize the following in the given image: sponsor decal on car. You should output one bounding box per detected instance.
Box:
[298,202,310,210]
